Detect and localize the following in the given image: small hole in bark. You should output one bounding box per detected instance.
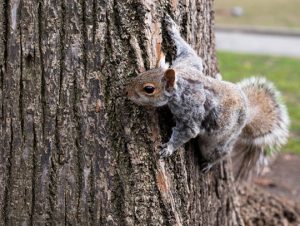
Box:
[25,54,33,66]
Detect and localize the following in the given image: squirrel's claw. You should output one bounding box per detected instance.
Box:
[159,143,174,159]
[200,162,213,173]
[164,14,174,25]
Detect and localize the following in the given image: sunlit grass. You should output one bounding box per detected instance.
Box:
[215,0,300,29]
[217,51,300,154]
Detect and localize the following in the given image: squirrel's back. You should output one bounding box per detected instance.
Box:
[234,77,289,178]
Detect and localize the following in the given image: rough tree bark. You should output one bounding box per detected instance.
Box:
[0,0,244,225]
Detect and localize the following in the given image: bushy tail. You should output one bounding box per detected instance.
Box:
[234,77,289,179]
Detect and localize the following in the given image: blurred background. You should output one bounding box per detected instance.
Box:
[215,0,300,204]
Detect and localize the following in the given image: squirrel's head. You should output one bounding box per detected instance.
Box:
[126,68,177,107]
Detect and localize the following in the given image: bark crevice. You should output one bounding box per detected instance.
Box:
[19,16,24,135]
[3,118,14,225]
[30,121,38,225]
[37,1,45,138]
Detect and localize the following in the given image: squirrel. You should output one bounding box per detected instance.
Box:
[126,15,289,176]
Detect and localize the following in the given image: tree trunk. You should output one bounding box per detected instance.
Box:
[0,0,244,225]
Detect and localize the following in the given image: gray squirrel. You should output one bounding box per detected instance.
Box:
[127,15,289,176]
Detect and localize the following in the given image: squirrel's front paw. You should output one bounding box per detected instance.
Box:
[159,143,175,159]
[164,15,179,34]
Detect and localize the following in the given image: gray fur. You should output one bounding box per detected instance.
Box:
[159,16,248,169]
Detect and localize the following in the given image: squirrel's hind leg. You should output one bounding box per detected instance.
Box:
[199,138,237,172]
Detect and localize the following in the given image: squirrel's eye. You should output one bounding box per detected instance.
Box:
[143,86,155,94]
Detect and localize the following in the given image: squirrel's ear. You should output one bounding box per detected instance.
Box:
[163,69,176,89]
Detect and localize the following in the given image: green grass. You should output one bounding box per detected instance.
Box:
[217,51,300,154]
[215,0,300,29]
